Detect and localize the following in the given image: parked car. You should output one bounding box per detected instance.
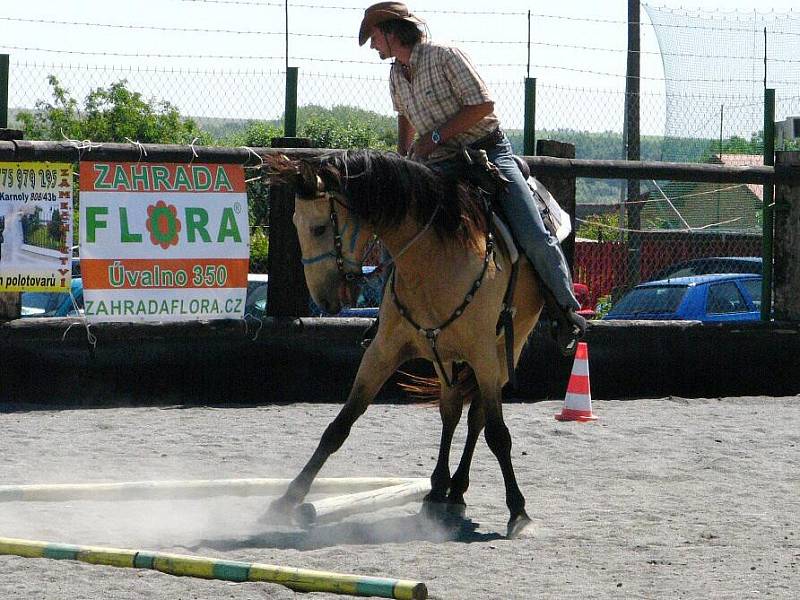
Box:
[648,256,762,282]
[603,273,762,323]
[20,278,84,317]
[245,268,383,318]
[244,273,269,317]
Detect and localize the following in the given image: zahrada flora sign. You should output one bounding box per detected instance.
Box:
[79,162,250,323]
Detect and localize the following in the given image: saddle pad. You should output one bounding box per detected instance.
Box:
[492,214,519,265]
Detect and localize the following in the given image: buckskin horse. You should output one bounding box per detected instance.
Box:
[266,150,544,538]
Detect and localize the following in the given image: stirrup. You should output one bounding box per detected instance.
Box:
[551,311,586,357]
[360,318,379,349]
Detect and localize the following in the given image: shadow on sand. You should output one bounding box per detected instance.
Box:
[192,511,503,552]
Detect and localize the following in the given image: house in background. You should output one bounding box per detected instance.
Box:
[639,154,763,233]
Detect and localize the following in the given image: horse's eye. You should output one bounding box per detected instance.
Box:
[311,224,327,238]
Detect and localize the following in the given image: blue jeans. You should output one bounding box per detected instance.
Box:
[430,136,579,311]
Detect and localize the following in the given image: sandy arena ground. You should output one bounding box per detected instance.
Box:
[0,397,798,599]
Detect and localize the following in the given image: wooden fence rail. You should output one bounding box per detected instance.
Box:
[0,140,798,185]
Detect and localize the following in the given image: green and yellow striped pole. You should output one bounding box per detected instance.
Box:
[0,537,427,599]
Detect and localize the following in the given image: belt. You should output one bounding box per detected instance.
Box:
[468,128,505,151]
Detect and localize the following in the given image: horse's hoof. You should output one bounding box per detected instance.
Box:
[446,501,466,518]
[259,495,297,525]
[506,511,533,539]
[419,500,449,519]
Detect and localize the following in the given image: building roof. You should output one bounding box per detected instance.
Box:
[716,154,764,202]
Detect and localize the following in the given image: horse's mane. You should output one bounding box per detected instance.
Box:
[312,150,487,249]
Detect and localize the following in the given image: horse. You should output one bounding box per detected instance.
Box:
[265,149,545,538]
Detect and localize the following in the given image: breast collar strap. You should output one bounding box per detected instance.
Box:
[390,229,495,388]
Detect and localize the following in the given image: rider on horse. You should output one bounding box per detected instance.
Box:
[359,2,586,356]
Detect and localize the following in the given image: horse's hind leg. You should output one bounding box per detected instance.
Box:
[474,364,531,539]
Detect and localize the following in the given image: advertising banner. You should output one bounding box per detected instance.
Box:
[79,162,249,322]
[0,162,73,292]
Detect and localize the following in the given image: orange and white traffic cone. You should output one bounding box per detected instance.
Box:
[555,341,598,422]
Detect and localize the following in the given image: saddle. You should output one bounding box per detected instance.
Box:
[456,147,573,389]
[458,147,571,244]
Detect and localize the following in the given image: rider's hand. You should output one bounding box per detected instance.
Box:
[410,135,437,160]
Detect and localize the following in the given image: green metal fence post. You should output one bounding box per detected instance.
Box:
[0,54,9,128]
[761,88,775,321]
[284,66,298,138]
[523,77,536,156]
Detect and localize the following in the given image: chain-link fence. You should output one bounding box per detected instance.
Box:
[4,3,800,320]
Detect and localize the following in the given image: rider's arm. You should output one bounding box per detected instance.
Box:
[398,114,415,156]
[412,101,494,160]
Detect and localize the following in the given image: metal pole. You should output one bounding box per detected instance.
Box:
[625,0,641,288]
[526,10,531,79]
[761,88,775,321]
[285,0,289,74]
[0,54,9,129]
[523,77,536,156]
[284,66,298,138]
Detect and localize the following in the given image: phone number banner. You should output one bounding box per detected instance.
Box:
[0,162,73,292]
[79,162,250,323]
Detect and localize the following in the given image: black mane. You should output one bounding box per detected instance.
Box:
[310,150,485,245]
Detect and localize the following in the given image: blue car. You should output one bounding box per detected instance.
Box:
[603,274,763,323]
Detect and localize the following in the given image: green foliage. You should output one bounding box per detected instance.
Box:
[593,294,613,319]
[17,76,211,144]
[298,105,396,150]
[778,137,800,151]
[705,131,764,157]
[249,227,270,274]
[221,121,283,147]
[577,212,622,241]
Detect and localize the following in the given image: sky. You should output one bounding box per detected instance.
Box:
[1,1,798,134]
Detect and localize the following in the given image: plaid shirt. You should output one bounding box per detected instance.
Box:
[390,42,500,159]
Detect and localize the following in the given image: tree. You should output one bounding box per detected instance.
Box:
[17,76,210,144]
[298,105,396,150]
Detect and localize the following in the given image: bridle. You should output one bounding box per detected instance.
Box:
[299,192,382,287]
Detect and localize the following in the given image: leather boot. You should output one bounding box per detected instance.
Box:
[541,287,586,356]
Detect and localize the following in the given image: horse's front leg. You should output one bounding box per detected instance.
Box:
[423,380,464,510]
[447,382,485,515]
[265,340,409,521]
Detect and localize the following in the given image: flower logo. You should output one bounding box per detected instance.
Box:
[146,200,182,249]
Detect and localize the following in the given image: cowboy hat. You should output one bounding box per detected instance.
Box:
[358,2,425,46]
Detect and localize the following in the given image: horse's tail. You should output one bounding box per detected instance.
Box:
[397,364,479,405]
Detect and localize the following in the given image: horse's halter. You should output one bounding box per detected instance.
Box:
[299,191,377,287]
[299,181,439,290]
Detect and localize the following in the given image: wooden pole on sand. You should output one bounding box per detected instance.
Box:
[296,480,431,528]
[0,477,426,502]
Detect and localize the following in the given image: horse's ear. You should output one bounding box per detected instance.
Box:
[318,164,343,195]
[297,161,322,199]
